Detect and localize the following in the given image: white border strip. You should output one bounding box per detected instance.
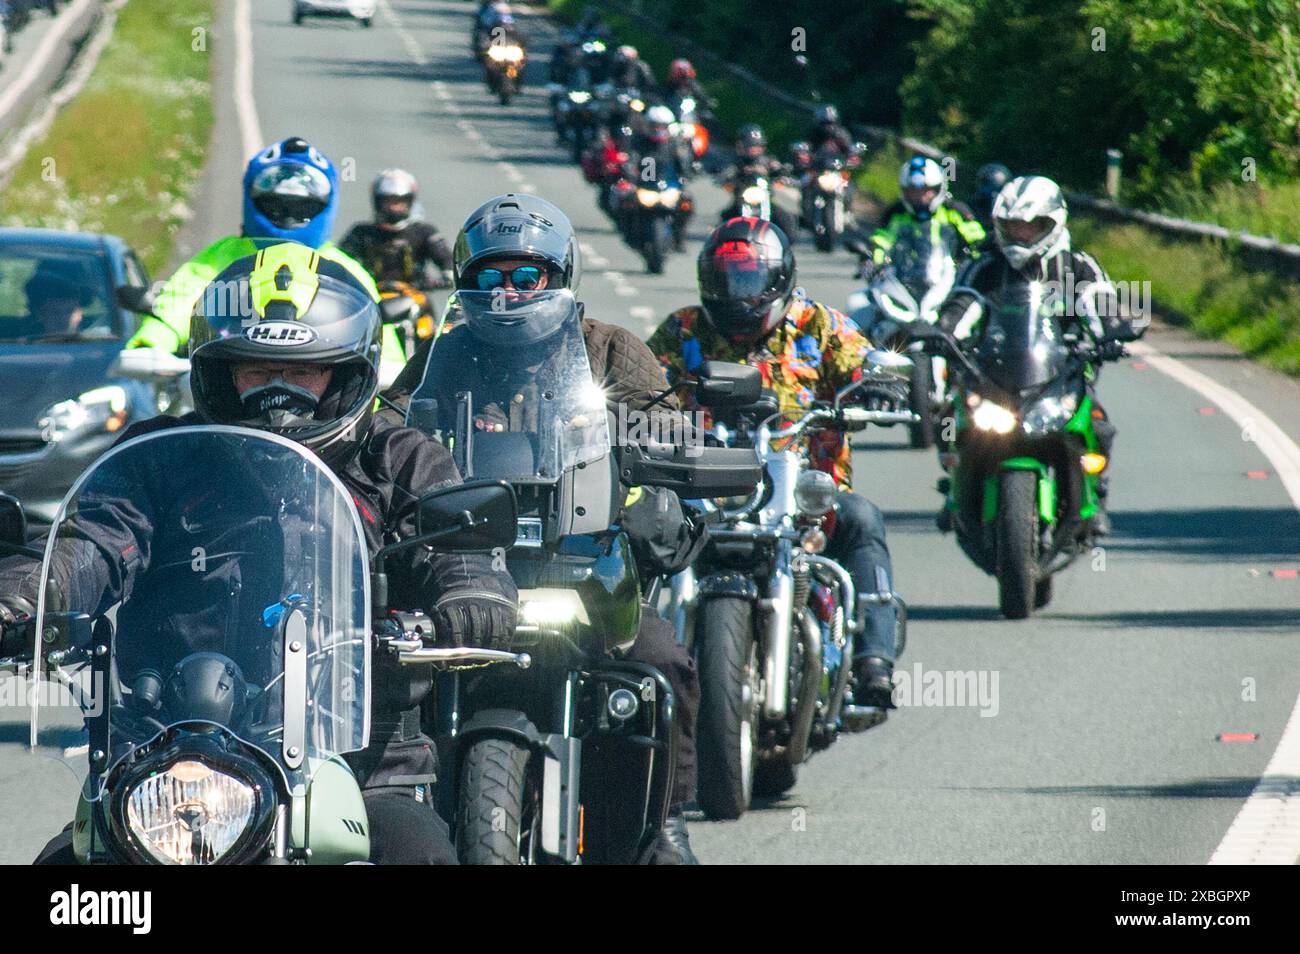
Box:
[1129,340,1300,864]
[233,0,263,161]
[0,0,97,122]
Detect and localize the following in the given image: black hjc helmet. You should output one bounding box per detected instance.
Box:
[697,217,796,344]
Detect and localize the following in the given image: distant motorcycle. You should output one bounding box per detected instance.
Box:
[483,39,526,105]
[801,149,851,253]
[620,175,692,274]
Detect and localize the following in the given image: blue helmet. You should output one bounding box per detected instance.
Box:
[241,137,338,248]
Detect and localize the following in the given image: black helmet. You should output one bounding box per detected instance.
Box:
[976,162,1011,196]
[189,243,381,468]
[452,194,582,352]
[736,123,767,158]
[815,104,840,125]
[697,217,796,344]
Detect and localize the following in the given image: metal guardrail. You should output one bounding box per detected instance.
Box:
[573,0,1300,278]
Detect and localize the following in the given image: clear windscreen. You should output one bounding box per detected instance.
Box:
[976,281,1070,393]
[31,426,370,799]
[405,295,610,484]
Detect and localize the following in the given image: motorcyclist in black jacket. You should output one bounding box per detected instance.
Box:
[0,244,518,865]
[806,104,856,157]
[340,169,455,292]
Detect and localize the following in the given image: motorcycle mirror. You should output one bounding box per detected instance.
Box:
[415,479,518,553]
[0,493,28,547]
[115,284,155,316]
[696,360,762,407]
[865,348,914,377]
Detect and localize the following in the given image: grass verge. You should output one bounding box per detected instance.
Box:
[0,0,215,275]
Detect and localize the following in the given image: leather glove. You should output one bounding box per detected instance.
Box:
[0,595,35,658]
[432,591,518,650]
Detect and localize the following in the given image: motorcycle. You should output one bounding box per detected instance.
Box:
[720,167,797,238]
[801,149,851,253]
[483,39,526,105]
[1,424,517,864]
[666,94,709,170]
[620,175,691,274]
[845,228,960,448]
[912,285,1126,619]
[682,356,915,819]
[404,296,763,863]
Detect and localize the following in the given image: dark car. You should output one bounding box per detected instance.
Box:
[0,228,188,526]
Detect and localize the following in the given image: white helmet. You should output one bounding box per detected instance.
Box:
[992,175,1069,272]
[899,155,946,217]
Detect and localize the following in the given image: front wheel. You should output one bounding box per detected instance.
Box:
[457,736,538,865]
[996,470,1040,619]
[908,355,935,448]
[644,217,669,274]
[696,597,758,820]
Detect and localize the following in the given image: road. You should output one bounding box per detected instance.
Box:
[1,0,1297,864]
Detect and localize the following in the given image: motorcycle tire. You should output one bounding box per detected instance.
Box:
[696,597,758,820]
[644,218,669,274]
[456,736,538,865]
[499,86,513,106]
[908,357,935,449]
[996,470,1039,619]
[753,752,798,799]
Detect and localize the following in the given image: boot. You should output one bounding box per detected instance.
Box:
[852,656,896,710]
[648,811,700,864]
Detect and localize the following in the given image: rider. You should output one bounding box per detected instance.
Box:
[609,44,655,91]
[660,58,715,119]
[720,123,796,236]
[647,216,902,713]
[970,162,1011,232]
[936,175,1145,535]
[340,170,455,292]
[626,105,694,250]
[863,155,986,274]
[0,244,518,865]
[384,194,706,864]
[805,104,856,158]
[126,136,378,355]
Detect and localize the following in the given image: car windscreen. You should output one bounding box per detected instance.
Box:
[0,245,118,343]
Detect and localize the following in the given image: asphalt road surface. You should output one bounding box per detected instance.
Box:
[1,0,1297,865]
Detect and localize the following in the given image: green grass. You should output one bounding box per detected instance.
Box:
[1147,177,1300,245]
[0,0,216,275]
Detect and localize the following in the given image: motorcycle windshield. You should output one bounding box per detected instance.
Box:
[31,426,370,800]
[976,281,1070,394]
[888,227,954,303]
[405,292,610,484]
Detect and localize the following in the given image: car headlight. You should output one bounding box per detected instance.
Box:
[741,186,766,205]
[817,171,843,192]
[636,188,660,207]
[1021,391,1079,435]
[794,469,837,517]
[40,385,129,441]
[126,760,256,865]
[967,393,1018,434]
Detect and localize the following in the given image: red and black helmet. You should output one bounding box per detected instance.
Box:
[697,217,796,344]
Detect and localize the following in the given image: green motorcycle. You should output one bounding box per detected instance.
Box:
[915,285,1126,619]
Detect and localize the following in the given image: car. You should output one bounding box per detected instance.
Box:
[292,0,376,28]
[0,228,190,527]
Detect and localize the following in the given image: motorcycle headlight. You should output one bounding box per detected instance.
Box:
[660,187,681,206]
[817,171,843,192]
[125,760,256,865]
[636,188,660,207]
[741,186,766,205]
[40,385,129,441]
[1021,391,1078,435]
[967,394,1018,435]
[568,90,591,104]
[520,590,589,628]
[794,469,837,517]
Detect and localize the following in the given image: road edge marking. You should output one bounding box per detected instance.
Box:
[1128,340,1300,864]
[233,0,263,161]
[0,0,97,122]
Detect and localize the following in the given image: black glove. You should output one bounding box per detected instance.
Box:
[432,591,518,650]
[0,596,35,658]
[1097,339,1128,361]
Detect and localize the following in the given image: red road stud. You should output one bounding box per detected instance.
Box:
[1198,406,1217,415]
[1216,733,1259,743]
[1270,568,1298,578]
[1132,361,1150,370]
[1246,470,1269,479]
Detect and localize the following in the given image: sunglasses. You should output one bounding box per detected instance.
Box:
[474,265,546,291]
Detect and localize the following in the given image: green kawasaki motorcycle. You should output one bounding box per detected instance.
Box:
[914,284,1126,619]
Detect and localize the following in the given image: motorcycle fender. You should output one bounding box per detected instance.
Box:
[696,572,760,602]
[994,457,1056,526]
[303,756,370,864]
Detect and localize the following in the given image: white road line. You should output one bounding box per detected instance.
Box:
[602,270,626,283]
[0,0,97,123]
[629,306,654,320]
[1130,340,1300,864]
[615,285,638,297]
[518,183,536,193]
[233,0,263,160]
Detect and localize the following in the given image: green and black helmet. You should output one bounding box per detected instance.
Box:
[189,242,382,466]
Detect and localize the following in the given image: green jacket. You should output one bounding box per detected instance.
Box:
[127,236,381,354]
[869,201,986,266]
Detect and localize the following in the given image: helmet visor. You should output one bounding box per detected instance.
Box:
[251,165,332,229]
[456,287,579,351]
[996,216,1055,248]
